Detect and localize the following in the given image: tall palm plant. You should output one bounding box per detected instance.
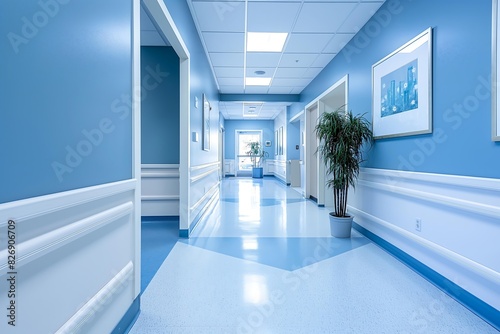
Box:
[246,141,269,168]
[315,107,372,218]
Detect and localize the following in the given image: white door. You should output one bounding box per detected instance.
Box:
[306,103,319,201]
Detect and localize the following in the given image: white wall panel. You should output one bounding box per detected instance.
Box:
[268,159,287,183]
[0,180,137,334]
[349,168,500,310]
[141,164,180,216]
[188,162,220,234]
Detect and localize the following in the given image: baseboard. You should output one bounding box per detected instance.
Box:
[111,297,140,334]
[353,222,500,331]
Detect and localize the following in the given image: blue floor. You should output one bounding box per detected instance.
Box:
[141,218,179,293]
[134,178,498,333]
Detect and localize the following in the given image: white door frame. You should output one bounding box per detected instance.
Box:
[140,0,190,235]
[303,75,348,207]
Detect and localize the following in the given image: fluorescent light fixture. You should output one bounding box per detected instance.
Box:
[245,77,271,86]
[247,32,288,52]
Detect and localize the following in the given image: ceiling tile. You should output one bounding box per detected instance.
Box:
[323,33,356,53]
[279,53,318,67]
[187,0,386,120]
[247,2,301,32]
[214,67,244,78]
[246,53,282,67]
[209,53,244,67]
[290,87,304,94]
[272,78,311,87]
[192,2,245,32]
[303,67,323,79]
[274,67,308,78]
[311,53,336,67]
[218,77,244,86]
[246,67,276,77]
[339,2,385,34]
[293,3,357,33]
[284,34,334,53]
[203,32,244,52]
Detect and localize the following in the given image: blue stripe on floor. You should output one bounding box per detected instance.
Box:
[181,236,369,271]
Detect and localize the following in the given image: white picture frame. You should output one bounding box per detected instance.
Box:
[372,28,433,139]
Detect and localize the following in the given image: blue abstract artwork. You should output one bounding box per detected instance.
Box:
[380,59,418,117]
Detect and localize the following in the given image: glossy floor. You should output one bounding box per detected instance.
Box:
[130,177,497,334]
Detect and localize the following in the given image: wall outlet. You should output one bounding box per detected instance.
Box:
[415,218,422,232]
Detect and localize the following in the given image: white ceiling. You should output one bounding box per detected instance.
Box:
[143,1,386,120]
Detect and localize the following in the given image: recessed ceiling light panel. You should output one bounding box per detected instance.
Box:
[245,77,272,86]
[247,32,288,52]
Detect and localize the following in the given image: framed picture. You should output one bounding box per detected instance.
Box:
[492,0,500,141]
[372,28,433,139]
[202,94,210,151]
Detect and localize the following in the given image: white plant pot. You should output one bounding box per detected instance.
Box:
[329,213,353,238]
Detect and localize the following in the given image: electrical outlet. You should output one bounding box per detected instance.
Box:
[415,218,422,232]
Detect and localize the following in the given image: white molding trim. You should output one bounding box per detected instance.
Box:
[0,180,136,226]
[141,165,180,216]
[142,195,179,201]
[190,161,220,172]
[359,179,500,220]
[142,172,180,178]
[190,165,219,183]
[0,202,133,276]
[141,165,180,179]
[359,168,500,220]
[349,206,500,286]
[142,164,179,169]
[55,261,134,334]
[361,167,500,191]
[190,181,220,212]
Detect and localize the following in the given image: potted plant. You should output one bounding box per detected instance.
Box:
[246,141,269,178]
[315,107,373,238]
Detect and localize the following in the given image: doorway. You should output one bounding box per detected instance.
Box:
[140,0,190,232]
[304,75,348,207]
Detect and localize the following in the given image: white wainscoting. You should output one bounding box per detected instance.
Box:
[186,161,220,236]
[349,168,500,310]
[141,164,179,217]
[0,180,137,334]
[268,159,287,183]
[223,159,235,176]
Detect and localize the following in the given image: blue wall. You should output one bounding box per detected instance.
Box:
[141,46,180,164]
[291,0,500,179]
[163,0,220,166]
[224,120,275,159]
[0,0,133,203]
